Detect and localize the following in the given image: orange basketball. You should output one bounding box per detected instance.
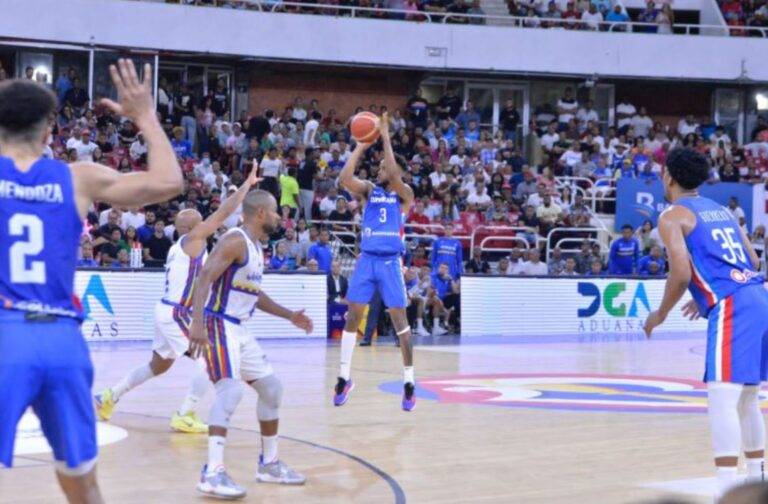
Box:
[350,112,380,144]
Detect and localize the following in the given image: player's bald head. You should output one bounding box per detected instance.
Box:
[243,189,276,216]
[175,208,202,235]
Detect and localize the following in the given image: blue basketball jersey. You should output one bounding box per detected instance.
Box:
[675,196,763,318]
[0,157,83,319]
[361,185,404,255]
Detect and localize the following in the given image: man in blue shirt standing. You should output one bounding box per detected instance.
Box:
[609,224,640,274]
[171,127,193,160]
[308,228,333,273]
[638,245,666,275]
[431,222,464,279]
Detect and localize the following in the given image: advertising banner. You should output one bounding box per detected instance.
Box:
[615,179,755,231]
[461,276,709,337]
[74,270,327,341]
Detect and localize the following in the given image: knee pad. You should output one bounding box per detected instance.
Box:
[708,381,744,458]
[55,457,97,477]
[251,374,283,422]
[209,379,243,429]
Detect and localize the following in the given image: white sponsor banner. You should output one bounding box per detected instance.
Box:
[74,270,327,341]
[461,276,709,337]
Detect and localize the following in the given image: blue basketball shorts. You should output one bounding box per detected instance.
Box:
[704,284,768,385]
[0,310,97,469]
[347,253,407,309]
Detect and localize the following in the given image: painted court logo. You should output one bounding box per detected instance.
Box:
[381,374,768,413]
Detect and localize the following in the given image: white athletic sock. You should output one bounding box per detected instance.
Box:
[112,364,155,401]
[715,466,739,496]
[261,435,278,464]
[404,366,414,385]
[339,330,356,380]
[179,360,210,416]
[746,458,765,482]
[416,319,425,330]
[208,435,226,472]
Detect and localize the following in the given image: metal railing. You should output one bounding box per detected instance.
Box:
[139,0,768,38]
[469,226,537,259]
[544,226,607,263]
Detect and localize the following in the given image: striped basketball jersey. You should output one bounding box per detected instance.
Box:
[675,196,763,318]
[0,156,82,319]
[361,185,404,255]
[205,227,263,321]
[162,235,207,308]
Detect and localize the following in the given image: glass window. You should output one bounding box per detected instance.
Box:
[93,51,154,105]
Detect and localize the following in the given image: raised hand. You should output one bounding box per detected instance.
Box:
[379,112,391,139]
[100,59,155,126]
[245,161,262,188]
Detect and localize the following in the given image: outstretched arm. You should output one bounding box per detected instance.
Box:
[644,206,693,337]
[339,141,373,200]
[183,165,261,256]
[71,60,183,216]
[379,112,414,210]
[257,292,314,333]
[188,232,246,358]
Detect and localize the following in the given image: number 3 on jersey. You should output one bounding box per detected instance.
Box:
[9,213,46,284]
[379,208,387,223]
[712,227,747,265]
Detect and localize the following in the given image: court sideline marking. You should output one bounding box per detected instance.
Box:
[122,411,407,504]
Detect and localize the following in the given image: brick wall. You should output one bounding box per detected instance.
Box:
[247,64,422,120]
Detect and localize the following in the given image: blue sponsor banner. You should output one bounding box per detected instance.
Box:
[615,180,754,231]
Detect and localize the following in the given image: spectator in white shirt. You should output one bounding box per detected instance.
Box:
[615,98,636,132]
[526,183,548,208]
[449,146,469,167]
[557,88,578,128]
[121,208,146,231]
[677,114,700,136]
[576,100,599,133]
[559,143,583,173]
[581,3,603,29]
[541,122,560,153]
[304,111,321,147]
[519,249,548,275]
[709,125,732,149]
[74,130,97,162]
[129,133,147,163]
[194,152,214,179]
[508,249,526,275]
[630,107,654,138]
[204,161,230,190]
[320,186,343,218]
[466,181,492,210]
[66,127,83,151]
[496,256,511,275]
[429,164,448,187]
[292,97,307,122]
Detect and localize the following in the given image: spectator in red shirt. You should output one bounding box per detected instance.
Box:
[562,1,581,28]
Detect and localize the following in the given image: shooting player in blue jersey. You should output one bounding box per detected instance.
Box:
[0,60,183,503]
[644,147,768,499]
[334,113,417,411]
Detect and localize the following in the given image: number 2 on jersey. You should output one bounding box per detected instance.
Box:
[712,227,747,265]
[9,213,46,284]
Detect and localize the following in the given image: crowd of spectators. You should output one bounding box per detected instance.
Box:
[720,0,768,35]
[30,63,768,290]
[156,0,688,32]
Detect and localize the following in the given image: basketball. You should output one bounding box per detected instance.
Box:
[350,111,380,143]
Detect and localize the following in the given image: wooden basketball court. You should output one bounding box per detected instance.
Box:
[0,334,731,503]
